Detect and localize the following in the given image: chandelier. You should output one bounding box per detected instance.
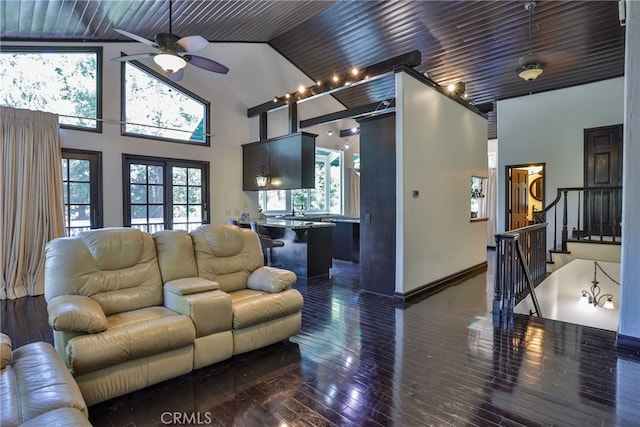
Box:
[580,261,620,309]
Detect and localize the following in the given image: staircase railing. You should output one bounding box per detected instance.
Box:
[533,186,622,252]
[493,223,546,319]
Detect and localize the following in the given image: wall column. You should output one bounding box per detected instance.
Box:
[618,0,640,346]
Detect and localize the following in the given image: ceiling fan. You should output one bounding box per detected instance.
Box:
[111,1,228,81]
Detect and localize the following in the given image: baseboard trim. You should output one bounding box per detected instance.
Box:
[393,261,488,305]
[616,333,640,355]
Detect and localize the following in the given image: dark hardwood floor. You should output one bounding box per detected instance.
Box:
[2,253,640,426]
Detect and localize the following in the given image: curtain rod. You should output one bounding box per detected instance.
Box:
[58,113,215,137]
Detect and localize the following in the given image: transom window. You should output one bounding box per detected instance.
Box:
[61,149,103,236]
[121,60,210,145]
[123,154,209,232]
[0,46,102,131]
[259,149,342,214]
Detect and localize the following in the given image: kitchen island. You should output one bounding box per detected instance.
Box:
[253,219,335,279]
[330,217,360,262]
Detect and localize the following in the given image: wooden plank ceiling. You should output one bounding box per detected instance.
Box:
[0,0,626,139]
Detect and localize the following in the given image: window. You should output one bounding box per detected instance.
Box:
[61,149,103,236]
[260,149,342,214]
[121,60,210,145]
[123,155,209,232]
[0,46,102,131]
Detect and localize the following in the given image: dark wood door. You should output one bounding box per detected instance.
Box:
[584,124,623,236]
[510,168,529,230]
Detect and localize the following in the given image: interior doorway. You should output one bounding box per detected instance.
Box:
[505,163,545,231]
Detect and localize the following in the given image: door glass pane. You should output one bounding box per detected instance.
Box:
[69,182,90,204]
[130,185,147,203]
[148,205,164,225]
[188,186,201,204]
[188,168,201,185]
[173,167,187,185]
[173,186,187,204]
[130,164,147,183]
[63,182,69,203]
[148,185,164,203]
[188,205,202,222]
[131,205,147,221]
[173,205,187,223]
[69,159,90,181]
[69,205,90,229]
[148,165,163,184]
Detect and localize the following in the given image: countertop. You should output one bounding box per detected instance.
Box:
[272,215,360,224]
[249,219,336,229]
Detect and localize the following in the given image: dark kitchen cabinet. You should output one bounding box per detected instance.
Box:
[242,140,269,191]
[242,132,316,191]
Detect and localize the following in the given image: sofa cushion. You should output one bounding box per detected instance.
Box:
[66,306,195,376]
[19,407,92,427]
[247,267,297,293]
[230,289,304,329]
[154,229,198,282]
[0,342,88,427]
[79,227,146,271]
[191,225,263,293]
[45,228,163,316]
[1,334,11,369]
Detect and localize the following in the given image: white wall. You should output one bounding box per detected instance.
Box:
[9,41,346,226]
[619,0,640,341]
[496,77,624,236]
[395,72,488,294]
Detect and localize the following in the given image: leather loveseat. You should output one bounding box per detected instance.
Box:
[0,333,91,426]
[44,224,301,406]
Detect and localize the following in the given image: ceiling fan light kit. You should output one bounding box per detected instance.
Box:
[154,53,187,73]
[518,64,544,81]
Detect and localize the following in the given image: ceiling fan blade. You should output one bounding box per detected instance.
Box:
[111,53,155,62]
[167,69,184,82]
[114,28,158,49]
[184,55,229,74]
[177,35,209,53]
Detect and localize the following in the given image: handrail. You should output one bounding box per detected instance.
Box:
[494,223,546,320]
[534,186,622,252]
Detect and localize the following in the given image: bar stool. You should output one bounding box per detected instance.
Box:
[250,221,284,266]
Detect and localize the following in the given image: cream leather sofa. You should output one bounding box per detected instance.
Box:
[44,225,301,406]
[0,333,91,426]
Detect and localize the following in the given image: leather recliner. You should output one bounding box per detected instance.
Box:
[0,333,91,426]
[44,225,301,407]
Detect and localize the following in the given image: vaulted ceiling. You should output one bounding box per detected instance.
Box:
[0,0,626,139]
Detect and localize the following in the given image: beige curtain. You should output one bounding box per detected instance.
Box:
[1,107,65,299]
[349,169,360,217]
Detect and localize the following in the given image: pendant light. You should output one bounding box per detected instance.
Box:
[518,2,544,82]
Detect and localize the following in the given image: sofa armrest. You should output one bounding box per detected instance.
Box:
[164,277,219,295]
[163,279,232,337]
[247,267,297,293]
[1,333,11,369]
[47,295,107,333]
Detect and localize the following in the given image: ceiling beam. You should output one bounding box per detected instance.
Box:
[299,99,396,129]
[247,50,421,118]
